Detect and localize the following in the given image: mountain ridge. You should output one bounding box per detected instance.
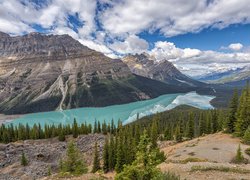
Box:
[0,32,195,114]
[122,53,205,87]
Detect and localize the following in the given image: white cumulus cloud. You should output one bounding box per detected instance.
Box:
[228,43,243,51]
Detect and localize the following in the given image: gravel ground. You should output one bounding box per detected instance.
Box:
[159,132,250,180]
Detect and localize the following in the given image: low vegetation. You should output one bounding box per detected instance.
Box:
[191,165,250,174]
[59,141,88,176]
[231,144,248,164]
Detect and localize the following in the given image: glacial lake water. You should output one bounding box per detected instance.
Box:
[9,92,215,127]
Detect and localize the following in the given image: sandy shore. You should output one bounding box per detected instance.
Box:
[0,114,23,126]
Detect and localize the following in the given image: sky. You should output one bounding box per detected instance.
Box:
[0,0,250,77]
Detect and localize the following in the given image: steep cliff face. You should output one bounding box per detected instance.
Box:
[123,53,204,87]
[0,32,191,114]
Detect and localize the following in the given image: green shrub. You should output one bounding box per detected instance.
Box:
[231,144,248,164]
[21,152,28,166]
[243,126,250,145]
[152,171,180,180]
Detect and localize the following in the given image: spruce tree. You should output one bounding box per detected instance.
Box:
[235,85,250,136]
[92,141,101,173]
[72,119,78,138]
[115,130,163,180]
[150,119,158,148]
[61,141,87,175]
[174,124,182,142]
[108,135,116,170]
[103,138,109,173]
[58,128,66,141]
[227,89,238,133]
[115,135,124,173]
[21,152,28,166]
[234,144,244,163]
[243,126,250,145]
[186,113,194,139]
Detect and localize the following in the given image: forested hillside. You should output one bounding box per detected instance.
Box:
[0,83,250,179]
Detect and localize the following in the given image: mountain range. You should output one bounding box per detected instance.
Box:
[0,32,199,114]
[196,66,250,86]
[122,53,204,87]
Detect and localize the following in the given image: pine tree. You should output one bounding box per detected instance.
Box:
[108,135,116,170]
[115,135,124,173]
[72,119,78,138]
[48,165,52,176]
[164,126,172,140]
[199,112,206,136]
[58,128,66,141]
[97,121,101,133]
[21,152,28,166]
[103,138,109,173]
[235,85,250,136]
[227,89,238,133]
[150,119,158,148]
[186,113,194,139]
[61,141,87,175]
[92,141,101,173]
[243,126,250,145]
[211,111,218,133]
[234,144,244,163]
[115,130,163,180]
[94,120,97,133]
[174,124,182,142]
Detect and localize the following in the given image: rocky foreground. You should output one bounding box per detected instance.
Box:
[0,134,105,180]
[1,133,250,180]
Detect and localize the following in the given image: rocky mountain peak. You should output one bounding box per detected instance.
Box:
[0,32,187,114]
[122,53,204,86]
[0,31,10,38]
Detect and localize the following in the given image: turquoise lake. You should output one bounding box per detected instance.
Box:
[9,92,215,127]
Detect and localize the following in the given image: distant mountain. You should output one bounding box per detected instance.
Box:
[122,53,204,87]
[196,66,250,86]
[0,32,194,114]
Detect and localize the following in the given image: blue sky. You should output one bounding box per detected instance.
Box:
[0,0,250,76]
[139,24,250,51]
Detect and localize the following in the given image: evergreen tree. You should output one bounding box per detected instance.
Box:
[108,135,116,170]
[227,89,238,133]
[150,119,158,148]
[243,126,250,145]
[94,120,97,133]
[92,141,101,173]
[211,111,218,133]
[115,135,124,173]
[58,128,66,141]
[61,141,87,175]
[174,124,182,142]
[115,130,163,180]
[97,121,101,133]
[21,152,28,166]
[199,112,206,136]
[103,138,109,173]
[186,113,194,139]
[72,119,79,138]
[234,144,244,163]
[235,85,250,136]
[164,126,172,140]
[48,165,52,176]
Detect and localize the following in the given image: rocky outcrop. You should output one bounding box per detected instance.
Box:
[0,32,192,114]
[0,134,105,179]
[122,53,204,87]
